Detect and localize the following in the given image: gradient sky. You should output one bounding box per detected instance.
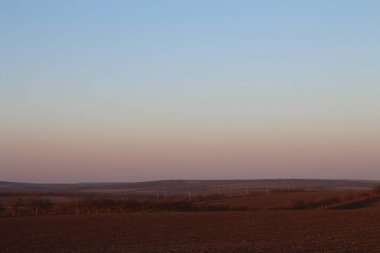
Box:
[1,0,379,183]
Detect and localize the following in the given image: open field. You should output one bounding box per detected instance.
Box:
[0,188,377,216]
[1,207,380,253]
[202,190,371,210]
[1,182,380,252]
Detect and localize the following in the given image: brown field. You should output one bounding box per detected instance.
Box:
[1,200,380,253]
[1,184,380,252]
[203,190,369,210]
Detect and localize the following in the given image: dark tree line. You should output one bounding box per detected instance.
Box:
[0,196,241,216]
[2,197,53,216]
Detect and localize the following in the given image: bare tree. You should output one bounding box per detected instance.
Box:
[5,198,23,216]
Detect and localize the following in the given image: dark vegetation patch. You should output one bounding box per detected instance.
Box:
[333,197,380,210]
[0,197,245,216]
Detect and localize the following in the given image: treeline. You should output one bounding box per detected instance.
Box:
[1,196,53,216]
[0,196,244,217]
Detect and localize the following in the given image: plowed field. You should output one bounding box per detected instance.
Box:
[1,205,380,253]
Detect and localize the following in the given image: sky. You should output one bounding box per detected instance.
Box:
[1,0,379,183]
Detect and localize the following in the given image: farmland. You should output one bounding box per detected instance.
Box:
[1,207,380,253]
[1,180,380,252]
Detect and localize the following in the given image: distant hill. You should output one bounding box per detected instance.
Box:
[1,179,379,195]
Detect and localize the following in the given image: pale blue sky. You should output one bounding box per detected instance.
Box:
[1,1,379,182]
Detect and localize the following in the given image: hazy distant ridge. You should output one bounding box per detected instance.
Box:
[1,179,379,194]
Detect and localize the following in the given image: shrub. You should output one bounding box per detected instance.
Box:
[26,197,53,215]
[290,200,308,210]
[289,197,341,210]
